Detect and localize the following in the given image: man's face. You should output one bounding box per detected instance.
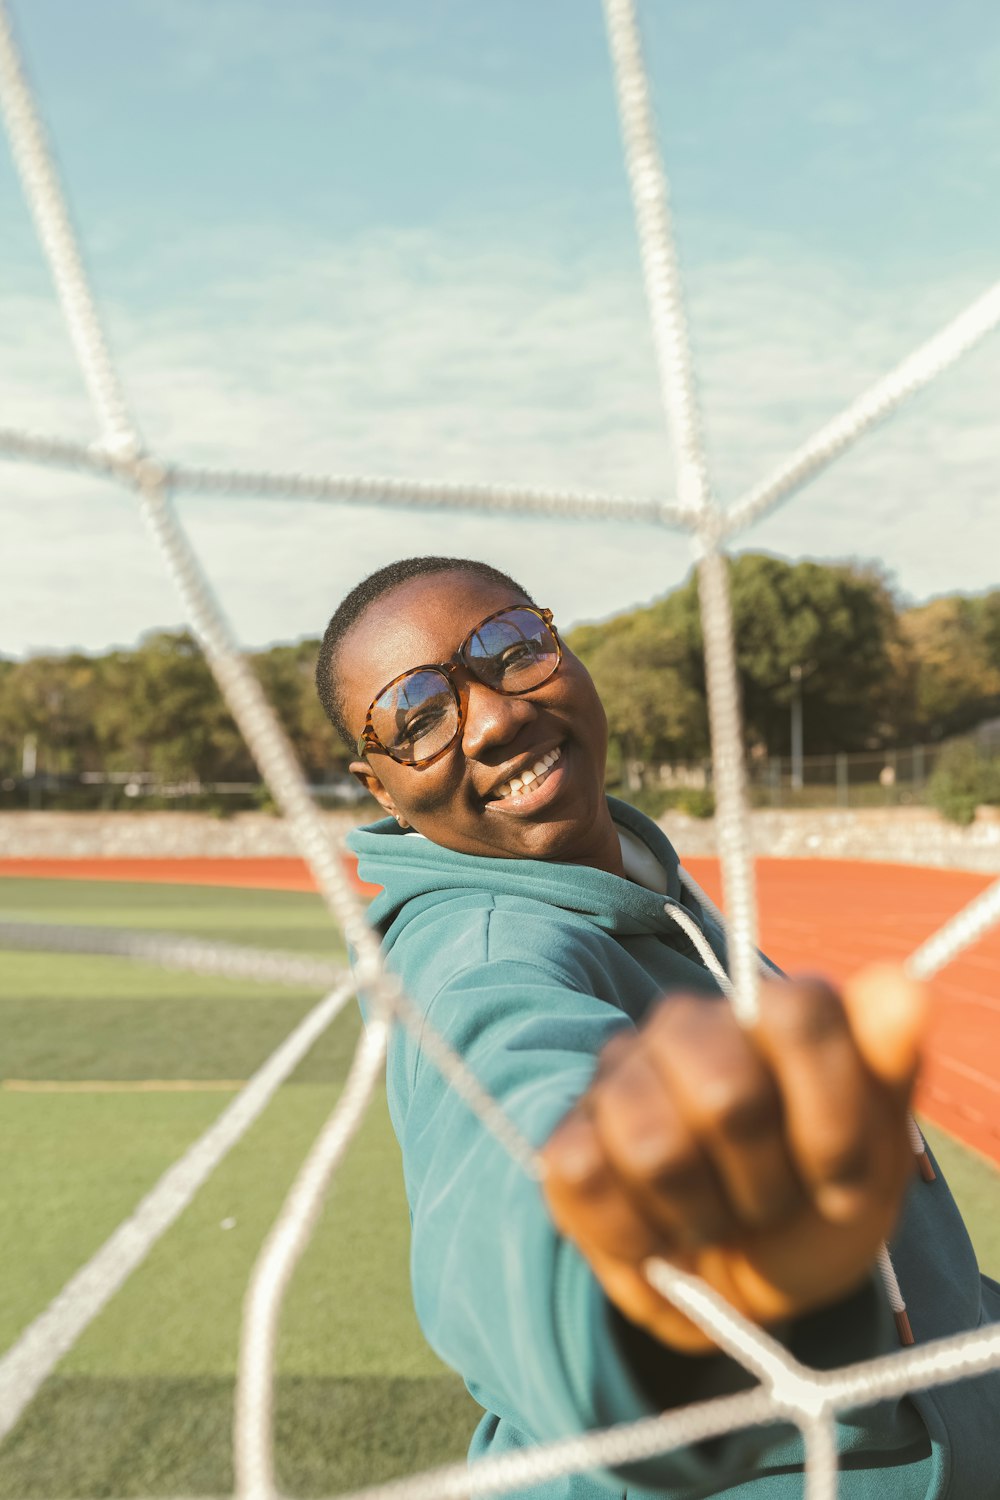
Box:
[338,570,622,872]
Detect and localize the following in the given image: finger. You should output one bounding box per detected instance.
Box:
[591,1251,718,1354]
[541,1107,670,1264]
[593,1027,637,1082]
[753,978,888,1225]
[841,964,928,1096]
[589,1039,737,1247]
[644,996,802,1231]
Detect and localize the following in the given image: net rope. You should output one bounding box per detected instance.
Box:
[0,0,998,1495]
[0,919,347,989]
[0,977,356,1444]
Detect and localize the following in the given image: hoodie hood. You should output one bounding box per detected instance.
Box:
[348,794,694,942]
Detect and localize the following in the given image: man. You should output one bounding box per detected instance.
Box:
[316,554,999,1497]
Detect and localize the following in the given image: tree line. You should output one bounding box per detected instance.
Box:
[0,635,335,790]
[570,555,1000,767]
[2,554,998,794]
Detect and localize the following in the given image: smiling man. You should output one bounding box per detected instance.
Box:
[316,555,1000,1498]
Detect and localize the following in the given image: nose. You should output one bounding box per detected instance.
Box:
[460,678,538,759]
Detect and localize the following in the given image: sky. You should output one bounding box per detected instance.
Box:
[1,0,998,658]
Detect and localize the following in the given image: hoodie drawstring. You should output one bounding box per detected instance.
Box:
[664,902,741,1001]
[907,1113,937,1183]
[667,873,929,1346]
[876,1243,915,1346]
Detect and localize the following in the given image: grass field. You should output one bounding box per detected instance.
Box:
[1,875,999,1498]
[0,878,476,1497]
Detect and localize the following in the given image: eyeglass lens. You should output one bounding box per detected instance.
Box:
[370,608,558,764]
[371,668,458,764]
[465,609,558,690]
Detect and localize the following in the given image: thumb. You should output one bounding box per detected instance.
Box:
[840,963,929,1094]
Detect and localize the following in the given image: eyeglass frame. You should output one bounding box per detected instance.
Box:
[355,604,562,768]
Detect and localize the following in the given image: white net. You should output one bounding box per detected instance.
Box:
[1,1,999,1497]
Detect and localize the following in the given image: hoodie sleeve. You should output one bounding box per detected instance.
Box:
[385,916,897,1495]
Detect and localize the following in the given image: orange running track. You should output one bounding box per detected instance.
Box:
[2,855,998,1166]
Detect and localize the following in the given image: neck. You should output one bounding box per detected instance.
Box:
[554,802,625,877]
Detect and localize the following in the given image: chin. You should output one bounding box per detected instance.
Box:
[509,811,602,862]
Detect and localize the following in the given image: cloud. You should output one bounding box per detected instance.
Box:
[132,0,510,111]
[2,220,997,658]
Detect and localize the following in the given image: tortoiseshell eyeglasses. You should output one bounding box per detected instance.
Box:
[356,605,561,768]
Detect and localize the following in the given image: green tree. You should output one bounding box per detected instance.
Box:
[6,569,996,799]
[0,652,104,775]
[253,639,346,778]
[901,593,1000,740]
[113,631,255,782]
[721,555,908,754]
[572,554,907,763]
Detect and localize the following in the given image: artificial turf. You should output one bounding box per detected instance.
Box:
[0,877,475,1496]
[0,1084,477,1496]
[0,877,348,956]
[1,876,999,1496]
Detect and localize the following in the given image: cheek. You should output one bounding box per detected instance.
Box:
[557,662,608,741]
[381,759,468,821]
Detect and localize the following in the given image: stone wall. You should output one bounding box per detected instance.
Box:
[1,806,998,873]
[0,810,361,859]
[660,805,1000,874]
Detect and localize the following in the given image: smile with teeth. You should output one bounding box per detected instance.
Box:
[491,745,562,801]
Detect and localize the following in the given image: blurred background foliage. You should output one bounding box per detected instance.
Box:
[2,554,998,818]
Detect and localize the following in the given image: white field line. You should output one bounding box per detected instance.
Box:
[930,1055,1000,1095]
[0,975,353,1444]
[0,918,344,989]
[2,1079,246,1093]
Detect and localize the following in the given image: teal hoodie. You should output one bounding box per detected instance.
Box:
[349,799,1000,1498]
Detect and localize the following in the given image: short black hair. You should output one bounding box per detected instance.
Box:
[315,555,536,751]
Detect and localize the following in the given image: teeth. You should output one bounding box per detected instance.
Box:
[492,746,562,802]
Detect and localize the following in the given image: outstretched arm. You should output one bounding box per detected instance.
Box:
[541,965,927,1361]
[392,936,922,1494]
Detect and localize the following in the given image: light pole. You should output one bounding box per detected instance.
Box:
[22,733,39,810]
[790,664,804,792]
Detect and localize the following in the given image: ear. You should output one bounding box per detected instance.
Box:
[349,759,411,829]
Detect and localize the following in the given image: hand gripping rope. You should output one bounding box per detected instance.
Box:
[1,1,999,1496]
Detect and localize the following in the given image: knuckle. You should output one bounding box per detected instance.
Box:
[543,1114,606,1194]
[597,1091,680,1182]
[616,1120,682,1181]
[595,1029,637,1080]
[647,997,733,1064]
[650,1145,708,1200]
[594,1051,653,1115]
[648,993,713,1039]
[762,980,846,1048]
[701,1081,779,1144]
[811,1137,870,1187]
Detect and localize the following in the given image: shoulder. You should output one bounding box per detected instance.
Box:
[388,888,621,1001]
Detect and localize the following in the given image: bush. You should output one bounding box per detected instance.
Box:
[613,784,716,820]
[927,742,1000,825]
